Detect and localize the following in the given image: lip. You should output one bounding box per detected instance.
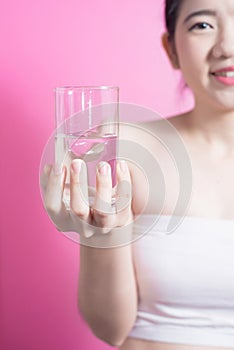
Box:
[211,66,234,74]
[210,66,234,85]
[211,71,234,86]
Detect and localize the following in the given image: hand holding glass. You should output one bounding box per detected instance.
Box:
[55,86,119,209]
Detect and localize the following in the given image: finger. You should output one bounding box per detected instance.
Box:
[94,162,112,212]
[93,161,115,228]
[44,165,67,216]
[70,159,89,221]
[40,164,52,194]
[115,160,132,220]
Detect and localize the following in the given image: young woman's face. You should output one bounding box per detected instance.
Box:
[174,0,234,111]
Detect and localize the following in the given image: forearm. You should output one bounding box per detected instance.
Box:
[78,242,137,346]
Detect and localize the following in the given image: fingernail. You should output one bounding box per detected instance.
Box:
[98,162,109,175]
[119,160,127,173]
[72,159,82,174]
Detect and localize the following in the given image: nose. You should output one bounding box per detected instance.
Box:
[212,24,234,59]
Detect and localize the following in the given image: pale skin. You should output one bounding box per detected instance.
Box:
[43,0,234,349]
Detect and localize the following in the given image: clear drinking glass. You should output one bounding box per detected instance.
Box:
[54,86,119,208]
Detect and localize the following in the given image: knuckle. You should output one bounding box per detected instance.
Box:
[93,209,107,220]
[117,208,133,225]
[98,219,112,229]
[71,207,89,220]
[71,176,81,186]
[45,203,60,217]
[97,180,112,190]
[44,196,63,217]
[93,211,115,228]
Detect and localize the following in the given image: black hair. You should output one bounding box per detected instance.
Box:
[165,0,189,92]
[165,0,184,41]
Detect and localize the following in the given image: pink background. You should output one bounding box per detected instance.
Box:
[1,1,193,349]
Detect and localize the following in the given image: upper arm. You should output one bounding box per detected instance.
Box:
[127,160,148,216]
[119,122,150,216]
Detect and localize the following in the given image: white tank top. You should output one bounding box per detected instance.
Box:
[128,215,234,347]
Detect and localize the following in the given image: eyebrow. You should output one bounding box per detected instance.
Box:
[183,9,217,24]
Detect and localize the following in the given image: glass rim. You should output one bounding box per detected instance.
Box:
[54,85,119,92]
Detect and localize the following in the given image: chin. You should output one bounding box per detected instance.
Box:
[214,102,234,111]
[200,92,234,114]
[212,102,234,114]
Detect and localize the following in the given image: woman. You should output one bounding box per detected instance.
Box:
[43,0,234,348]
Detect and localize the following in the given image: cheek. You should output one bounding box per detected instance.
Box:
[176,39,198,66]
[175,39,207,83]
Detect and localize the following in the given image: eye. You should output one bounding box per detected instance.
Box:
[189,22,213,31]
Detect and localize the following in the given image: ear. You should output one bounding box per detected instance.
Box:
[161,32,180,69]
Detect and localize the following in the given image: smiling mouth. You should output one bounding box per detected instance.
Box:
[211,71,234,77]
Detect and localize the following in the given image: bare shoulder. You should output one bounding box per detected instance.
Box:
[118,113,186,141]
[140,111,191,135]
[118,111,192,170]
[118,112,192,216]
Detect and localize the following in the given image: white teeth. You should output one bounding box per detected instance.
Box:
[214,71,234,77]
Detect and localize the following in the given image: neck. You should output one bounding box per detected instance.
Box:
[186,102,234,158]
